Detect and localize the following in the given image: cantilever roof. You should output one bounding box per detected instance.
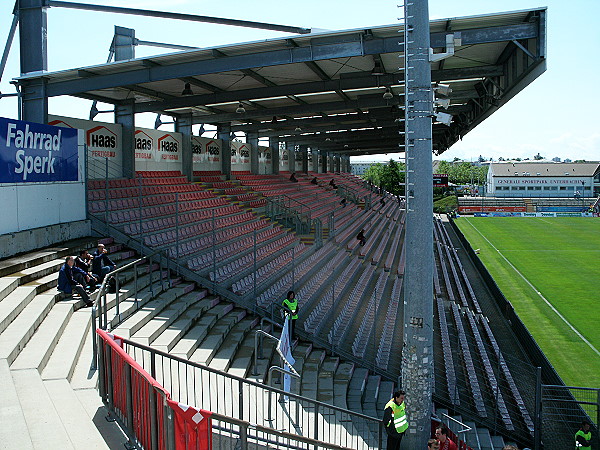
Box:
[17,7,547,156]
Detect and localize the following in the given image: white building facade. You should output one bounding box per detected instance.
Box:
[487,162,600,198]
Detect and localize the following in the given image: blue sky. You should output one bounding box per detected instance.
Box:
[0,0,598,162]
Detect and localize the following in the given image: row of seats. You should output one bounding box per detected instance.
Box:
[89,192,217,213]
[122,206,242,234]
[450,302,488,417]
[327,264,376,347]
[302,258,360,335]
[351,271,387,358]
[384,214,405,271]
[231,244,308,296]
[208,234,299,284]
[88,183,204,200]
[186,226,283,271]
[436,298,459,405]
[144,214,264,248]
[465,309,513,430]
[135,170,182,178]
[375,277,402,370]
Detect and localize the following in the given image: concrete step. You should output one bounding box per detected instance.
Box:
[191,308,247,366]
[0,359,34,450]
[491,435,506,449]
[0,292,58,364]
[11,369,74,449]
[362,375,380,418]
[0,285,39,334]
[113,287,208,339]
[69,325,98,391]
[11,303,74,372]
[167,298,227,359]
[464,421,480,450]
[149,300,219,353]
[44,379,111,449]
[300,349,326,400]
[247,329,278,383]
[316,356,338,404]
[210,316,260,372]
[477,426,494,450]
[42,310,91,381]
[129,289,207,344]
[74,388,128,448]
[376,381,395,419]
[289,342,311,395]
[0,237,95,278]
[0,276,22,303]
[227,323,271,379]
[333,362,354,410]
[347,367,369,413]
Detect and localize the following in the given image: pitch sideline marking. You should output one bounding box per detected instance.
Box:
[464,218,600,358]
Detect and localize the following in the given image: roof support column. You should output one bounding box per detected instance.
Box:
[19,0,48,123]
[269,137,279,175]
[248,132,259,175]
[286,142,295,173]
[300,145,309,174]
[320,150,327,174]
[114,99,135,178]
[175,113,193,181]
[402,0,434,448]
[218,123,232,179]
[334,155,341,173]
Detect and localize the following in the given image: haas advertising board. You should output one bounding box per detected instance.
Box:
[1,117,79,183]
[192,136,221,170]
[134,126,182,171]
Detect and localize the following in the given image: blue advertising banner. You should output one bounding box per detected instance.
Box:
[0,117,79,183]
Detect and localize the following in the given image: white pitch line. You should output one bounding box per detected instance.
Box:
[464,218,600,358]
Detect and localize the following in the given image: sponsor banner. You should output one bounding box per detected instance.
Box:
[459,206,527,213]
[279,148,289,171]
[258,145,271,162]
[134,127,182,172]
[473,212,594,218]
[231,141,251,169]
[1,117,79,183]
[192,136,221,164]
[537,206,586,213]
[49,115,122,161]
[433,173,449,187]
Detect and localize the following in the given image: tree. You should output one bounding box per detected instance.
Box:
[534,153,544,160]
[361,160,405,195]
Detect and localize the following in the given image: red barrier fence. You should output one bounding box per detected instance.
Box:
[97,329,212,450]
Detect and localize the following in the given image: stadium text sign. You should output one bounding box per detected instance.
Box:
[0,117,78,183]
[433,174,449,187]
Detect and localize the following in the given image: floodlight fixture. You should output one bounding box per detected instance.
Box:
[236,103,246,114]
[89,102,114,120]
[434,111,453,126]
[295,126,302,132]
[198,124,205,134]
[154,113,175,129]
[383,87,393,100]
[433,83,452,96]
[181,82,194,96]
[434,98,451,109]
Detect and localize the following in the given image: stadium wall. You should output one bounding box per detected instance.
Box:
[449,218,565,387]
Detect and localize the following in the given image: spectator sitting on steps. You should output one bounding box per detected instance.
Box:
[75,249,98,289]
[311,176,318,185]
[356,229,366,246]
[92,243,116,283]
[289,172,298,182]
[58,256,93,307]
[329,179,337,189]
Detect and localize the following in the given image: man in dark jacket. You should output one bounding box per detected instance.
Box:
[58,256,92,306]
[75,250,98,288]
[91,243,116,282]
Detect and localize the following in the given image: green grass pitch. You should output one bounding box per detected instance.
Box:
[454,217,600,388]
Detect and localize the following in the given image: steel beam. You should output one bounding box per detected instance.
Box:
[217,123,232,178]
[131,66,502,114]
[38,24,535,97]
[115,100,136,176]
[402,0,434,447]
[247,132,259,175]
[47,1,311,34]
[175,114,193,181]
[269,137,279,174]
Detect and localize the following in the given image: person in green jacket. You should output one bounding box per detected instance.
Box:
[282,290,298,340]
[576,421,592,449]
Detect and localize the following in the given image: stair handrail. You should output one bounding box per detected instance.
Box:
[120,336,382,449]
[441,413,472,434]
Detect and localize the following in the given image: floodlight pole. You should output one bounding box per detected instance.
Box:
[402,0,434,448]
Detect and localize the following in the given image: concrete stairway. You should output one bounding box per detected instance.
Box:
[436,408,507,450]
[0,237,134,449]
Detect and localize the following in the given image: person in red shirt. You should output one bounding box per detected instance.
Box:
[435,425,458,450]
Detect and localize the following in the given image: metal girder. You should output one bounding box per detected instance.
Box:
[130,65,501,113]
[47,1,311,34]
[38,23,536,98]
[189,95,402,124]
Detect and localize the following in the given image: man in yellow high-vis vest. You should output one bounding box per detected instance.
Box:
[575,421,592,450]
[382,389,408,450]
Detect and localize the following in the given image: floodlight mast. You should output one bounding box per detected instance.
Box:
[401,0,434,448]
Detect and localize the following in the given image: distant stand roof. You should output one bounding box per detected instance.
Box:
[489,162,600,177]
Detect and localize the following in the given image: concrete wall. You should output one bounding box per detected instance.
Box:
[0,219,91,259]
[0,129,87,235]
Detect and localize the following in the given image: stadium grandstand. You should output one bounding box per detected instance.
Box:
[1,1,598,450]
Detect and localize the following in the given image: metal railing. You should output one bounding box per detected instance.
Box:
[121,336,383,450]
[97,329,356,450]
